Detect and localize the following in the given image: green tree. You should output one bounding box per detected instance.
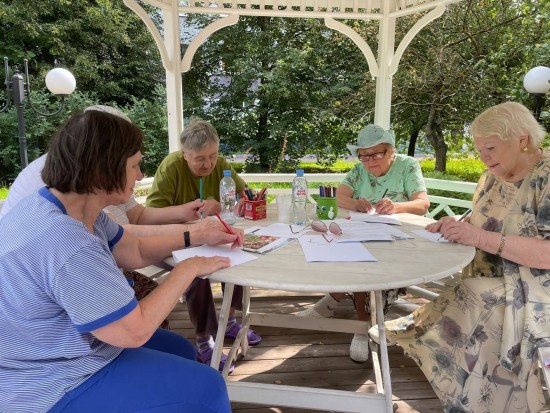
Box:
[391,0,546,170]
[183,16,367,172]
[0,0,163,105]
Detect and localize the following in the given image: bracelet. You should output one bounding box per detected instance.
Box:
[496,233,506,257]
[183,231,191,248]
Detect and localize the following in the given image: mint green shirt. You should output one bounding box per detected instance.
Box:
[341,154,426,202]
[146,151,246,207]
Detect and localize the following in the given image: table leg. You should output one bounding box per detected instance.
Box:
[211,282,234,377]
[374,290,394,412]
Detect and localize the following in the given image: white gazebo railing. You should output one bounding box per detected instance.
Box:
[136,173,476,218]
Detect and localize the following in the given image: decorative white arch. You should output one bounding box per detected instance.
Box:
[124,0,462,153]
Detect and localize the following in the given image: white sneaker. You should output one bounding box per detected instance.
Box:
[368,324,397,346]
[350,333,370,363]
[296,306,332,318]
[296,294,338,318]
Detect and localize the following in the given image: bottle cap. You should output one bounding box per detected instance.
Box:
[296,169,304,176]
[223,170,232,176]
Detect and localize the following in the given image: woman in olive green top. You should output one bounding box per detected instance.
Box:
[147,119,261,373]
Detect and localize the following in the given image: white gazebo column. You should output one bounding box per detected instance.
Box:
[374,8,396,130]
[163,5,184,153]
[123,0,183,153]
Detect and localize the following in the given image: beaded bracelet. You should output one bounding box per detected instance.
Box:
[496,233,506,257]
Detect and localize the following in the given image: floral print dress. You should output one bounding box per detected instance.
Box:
[383,151,550,413]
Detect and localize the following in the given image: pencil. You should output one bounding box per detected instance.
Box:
[199,178,204,219]
[438,208,472,241]
[215,213,235,235]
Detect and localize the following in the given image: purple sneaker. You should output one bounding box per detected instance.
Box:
[196,345,235,374]
[225,322,262,346]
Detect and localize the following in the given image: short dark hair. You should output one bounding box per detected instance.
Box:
[42,110,144,194]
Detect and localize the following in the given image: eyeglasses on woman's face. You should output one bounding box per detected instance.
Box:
[289,220,342,242]
[357,149,387,162]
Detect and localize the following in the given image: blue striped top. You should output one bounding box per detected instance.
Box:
[0,187,138,412]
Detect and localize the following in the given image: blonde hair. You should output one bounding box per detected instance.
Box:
[471,102,545,149]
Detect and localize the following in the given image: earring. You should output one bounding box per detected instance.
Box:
[522,147,528,152]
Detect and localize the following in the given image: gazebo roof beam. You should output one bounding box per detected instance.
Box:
[171,0,461,19]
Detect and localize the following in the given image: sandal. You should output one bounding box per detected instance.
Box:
[196,345,235,374]
[225,322,262,346]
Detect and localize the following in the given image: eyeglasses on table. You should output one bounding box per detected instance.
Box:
[289,220,342,242]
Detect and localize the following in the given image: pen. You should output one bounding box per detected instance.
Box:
[215,213,235,235]
[381,188,388,199]
[199,178,204,220]
[438,208,472,241]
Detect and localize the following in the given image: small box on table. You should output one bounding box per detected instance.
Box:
[244,199,267,220]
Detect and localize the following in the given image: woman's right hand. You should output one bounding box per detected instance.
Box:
[354,198,374,213]
[425,216,456,233]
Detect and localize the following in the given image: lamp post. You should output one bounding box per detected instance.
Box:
[523,66,550,123]
[0,57,76,169]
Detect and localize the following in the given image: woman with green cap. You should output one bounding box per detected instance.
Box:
[298,124,430,363]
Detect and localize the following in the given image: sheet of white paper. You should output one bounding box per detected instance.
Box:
[298,235,377,262]
[172,245,259,266]
[348,210,401,225]
[255,222,306,238]
[324,219,412,243]
[411,229,450,243]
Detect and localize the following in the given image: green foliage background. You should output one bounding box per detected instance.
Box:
[0,0,548,186]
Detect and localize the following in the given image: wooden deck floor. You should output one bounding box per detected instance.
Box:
[167,288,447,413]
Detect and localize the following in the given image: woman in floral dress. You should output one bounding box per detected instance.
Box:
[372,102,549,412]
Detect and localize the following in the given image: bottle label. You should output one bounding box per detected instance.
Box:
[294,187,307,198]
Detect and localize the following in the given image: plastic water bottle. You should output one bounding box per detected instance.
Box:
[291,169,308,225]
[219,170,237,225]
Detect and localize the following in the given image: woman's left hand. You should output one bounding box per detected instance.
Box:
[236,197,245,216]
[374,198,396,215]
[198,199,222,217]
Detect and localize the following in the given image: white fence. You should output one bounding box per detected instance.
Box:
[136,174,476,218]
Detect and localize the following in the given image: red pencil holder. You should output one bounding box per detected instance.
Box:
[244,199,267,220]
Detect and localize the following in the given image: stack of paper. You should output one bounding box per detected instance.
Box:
[348,210,401,225]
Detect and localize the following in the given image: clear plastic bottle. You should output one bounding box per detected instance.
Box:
[219,170,237,225]
[291,169,308,225]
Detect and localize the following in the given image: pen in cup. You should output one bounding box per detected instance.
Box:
[438,208,472,241]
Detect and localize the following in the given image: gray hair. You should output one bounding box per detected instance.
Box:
[179,119,220,152]
[471,102,546,149]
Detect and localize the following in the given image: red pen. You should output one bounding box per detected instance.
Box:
[214,213,235,235]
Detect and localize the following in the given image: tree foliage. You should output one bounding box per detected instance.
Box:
[0,0,163,105]
[182,16,368,172]
[1,0,549,184]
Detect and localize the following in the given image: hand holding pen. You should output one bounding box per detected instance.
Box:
[434,208,473,241]
[214,213,244,248]
[374,189,394,215]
